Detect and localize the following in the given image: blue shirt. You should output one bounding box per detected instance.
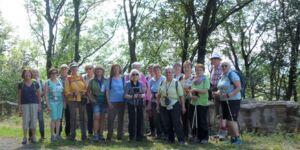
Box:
[18,81,40,104]
[47,79,64,102]
[217,70,241,101]
[107,78,125,102]
[149,75,166,93]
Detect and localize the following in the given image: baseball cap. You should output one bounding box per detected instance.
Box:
[210,53,222,60]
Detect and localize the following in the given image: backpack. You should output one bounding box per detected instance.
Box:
[19,80,39,93]
[228,70,246,99]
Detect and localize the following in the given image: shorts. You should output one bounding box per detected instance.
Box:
[22,104,38,129]
[221,100,241,121]
[49,101,63,120]
[93,103,107,113]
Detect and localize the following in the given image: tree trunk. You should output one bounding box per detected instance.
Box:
[181,12,192,70]
[286,24,300,101]
[45,0,53,77]
[73,0,81,62]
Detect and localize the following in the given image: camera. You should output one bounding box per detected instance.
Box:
[165,97,171,106]
[132,87,140,94]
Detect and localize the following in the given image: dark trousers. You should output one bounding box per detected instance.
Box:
[160,102,185,142]
[127,104,144,140]
[107,102,125,139]
[29,110,45,139]
[189,104,209,141]
[151,102,164,137]
[181,100,190,138]
[149,113,155,134]
[86,102,93,135]
[68,101,87,140]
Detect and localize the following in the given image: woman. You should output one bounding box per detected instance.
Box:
[124,69,145,141]
[18,68,42,144]
[106,64,125,141]
[87,66,108,142]
[214,62,242,146]
[180,60,194,138]
[157,66,185,144]
[64,62,87,141]
[44,67,64,142]
[149,64,166,139]
[189,64,210,144]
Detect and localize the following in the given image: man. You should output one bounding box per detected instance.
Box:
[83,64,94,138]
[65,62,88,141]
[210,53,227,140]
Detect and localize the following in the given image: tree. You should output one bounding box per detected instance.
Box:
[185,0,254,64]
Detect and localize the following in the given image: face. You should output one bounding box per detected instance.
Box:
[50,71,58,79]
[71,67,78,75]
[24,70,32,80]
[113,66,121,76]
[85,66,93,76]
[32,70,39,79]
[174,64,181,74]
[211,58,221,66]
[95,69,103,77]
[195,67,204,76]
[153,67,161,77]
[165,69,173,80]
[183,64,192,75]
[148,66,153,75]
[132,65,141,71]
[60,67,68,76]
[221,63,230,73]
[131,72,139,81]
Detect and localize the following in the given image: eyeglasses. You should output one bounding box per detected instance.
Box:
[221,65,228,68]
[166,71,172,74]
[132,73,139,76]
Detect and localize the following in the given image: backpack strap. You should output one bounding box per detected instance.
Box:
[228,71,234,85]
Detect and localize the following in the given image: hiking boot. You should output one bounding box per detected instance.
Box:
[21,138,27,145]
[56,135,63,141]
[98,135,105,141]
[91,135,99,142]
[31,137,37,143]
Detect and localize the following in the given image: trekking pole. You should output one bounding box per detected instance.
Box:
[225,100,234,122]
[192,105,198,138]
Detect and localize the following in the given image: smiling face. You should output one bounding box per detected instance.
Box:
[60,67,68,76]
[22,70,32,80]
[195,66,204,76]
[221,62,230,74]
[165,68,173,81]
[70,66,78,75]
[85,65,94,76]
[183,63,192,75]
[130,71,140,82]
[95,68,103,78]
[173,64,181,75]
[153,66,161,78]
[50,70,58,79]
[211,58,221,67]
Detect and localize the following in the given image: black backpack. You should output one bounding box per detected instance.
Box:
[228,70,246,99]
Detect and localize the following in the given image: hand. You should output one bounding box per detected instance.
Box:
[191,96,198,101]
[46,106,51,112]
[108,102,114,110]
[38,104,42,112]
[18,106,22,117]
[181,106,186,114]
[156,105,160,113]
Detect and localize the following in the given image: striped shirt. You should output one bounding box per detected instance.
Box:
[210,64,222,87]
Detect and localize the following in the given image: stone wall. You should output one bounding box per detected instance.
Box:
[207,100,300,133]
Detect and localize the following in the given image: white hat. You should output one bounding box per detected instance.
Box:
[60,64,69,69]
[210,53,222,59]
[69,62,79,68]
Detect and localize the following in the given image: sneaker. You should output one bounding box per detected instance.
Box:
[91,135,99,142]
[21,138,27,145]
[31,137,37,143]
[56,135,63,141]
[98,135,105,141]
[179,141,186,146]
[217,130,227,141]
[231,137,242,146]
[51,135,57,142]
[200,139,208,144]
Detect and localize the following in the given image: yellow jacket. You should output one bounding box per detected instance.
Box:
[64,75,87,101]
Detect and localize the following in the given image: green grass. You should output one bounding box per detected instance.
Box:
[0,116,300,150]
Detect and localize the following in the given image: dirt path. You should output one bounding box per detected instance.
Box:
[0,137,38,150]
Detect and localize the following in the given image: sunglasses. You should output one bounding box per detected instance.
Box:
[221,65,228,68]
[132,73,139,76]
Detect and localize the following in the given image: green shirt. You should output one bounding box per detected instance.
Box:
[158,79,184,107]
[191,75,210,106]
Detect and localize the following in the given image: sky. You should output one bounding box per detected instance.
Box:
[0,0,31,39]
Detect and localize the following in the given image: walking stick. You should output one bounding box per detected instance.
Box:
[192,105,198,140]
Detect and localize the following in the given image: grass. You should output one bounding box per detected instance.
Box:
[0,115,300,150]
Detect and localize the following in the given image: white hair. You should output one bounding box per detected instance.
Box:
[129,69,140,79]
[164,65,173,73]
[131,62,141,68]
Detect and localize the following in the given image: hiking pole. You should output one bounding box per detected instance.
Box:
[192,105,198,139]
[226,100,234,122]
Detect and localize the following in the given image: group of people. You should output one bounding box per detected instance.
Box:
[17,53,242,146]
